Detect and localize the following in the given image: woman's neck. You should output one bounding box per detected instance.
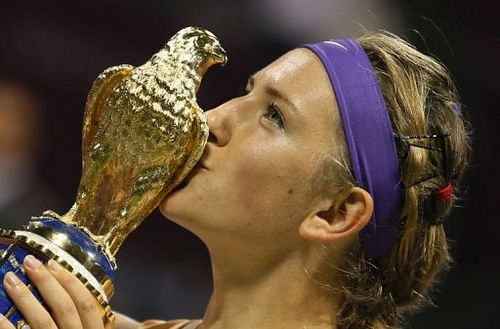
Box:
[198,241,339,329]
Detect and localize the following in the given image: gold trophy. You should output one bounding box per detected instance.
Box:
[0,26,227,328]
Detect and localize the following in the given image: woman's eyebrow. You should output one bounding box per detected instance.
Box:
[248,74,298,113]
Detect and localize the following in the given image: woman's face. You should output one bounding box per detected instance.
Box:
[160,48,340,248]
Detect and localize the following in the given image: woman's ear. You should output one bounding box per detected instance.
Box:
[299,187,373,244]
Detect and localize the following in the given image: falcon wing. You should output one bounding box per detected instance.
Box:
[164,102,209,194]
[82,64,134,166]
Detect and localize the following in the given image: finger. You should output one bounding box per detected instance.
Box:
[47,260,104,329]
[3,271,57,329]
[0,314,16,329]
[23,255,83,329]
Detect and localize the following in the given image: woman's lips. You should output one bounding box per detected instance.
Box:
[173,161,208,191]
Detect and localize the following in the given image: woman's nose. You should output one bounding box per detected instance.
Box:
[206,107,231,146]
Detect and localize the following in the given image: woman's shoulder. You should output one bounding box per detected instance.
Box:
[139,319,201,329]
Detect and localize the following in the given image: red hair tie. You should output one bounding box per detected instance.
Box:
[435,182,453,202]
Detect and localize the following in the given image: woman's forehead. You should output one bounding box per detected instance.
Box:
[260,49,337,115]
[255,48,319,82]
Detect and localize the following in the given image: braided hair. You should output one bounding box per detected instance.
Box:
[322,31,471,329]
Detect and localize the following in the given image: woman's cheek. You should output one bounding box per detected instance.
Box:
[229,147,299,220]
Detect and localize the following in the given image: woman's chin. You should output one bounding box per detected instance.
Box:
[159,184,197,220]
[158,189,183,219]
[160,169,198,215]
[158,193,209,236]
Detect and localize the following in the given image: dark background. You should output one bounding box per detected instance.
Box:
[0,0,497,328]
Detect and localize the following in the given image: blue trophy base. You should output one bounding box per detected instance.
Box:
[0,217,115,328]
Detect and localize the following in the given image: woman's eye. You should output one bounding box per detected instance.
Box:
[264,103,285,128]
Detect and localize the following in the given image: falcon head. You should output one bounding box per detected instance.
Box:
[168,26,227,67]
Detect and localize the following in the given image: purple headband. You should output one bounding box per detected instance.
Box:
[304,39,403,259]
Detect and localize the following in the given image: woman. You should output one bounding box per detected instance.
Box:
[0,31,470,329]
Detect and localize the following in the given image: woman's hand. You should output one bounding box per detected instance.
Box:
[0,255,104,329]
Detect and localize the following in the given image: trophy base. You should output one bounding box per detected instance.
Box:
[0,217,115,328]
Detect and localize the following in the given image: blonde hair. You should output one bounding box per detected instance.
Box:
[325,31,471,328]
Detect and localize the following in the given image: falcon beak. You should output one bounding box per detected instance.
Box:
[214,46,228,66]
